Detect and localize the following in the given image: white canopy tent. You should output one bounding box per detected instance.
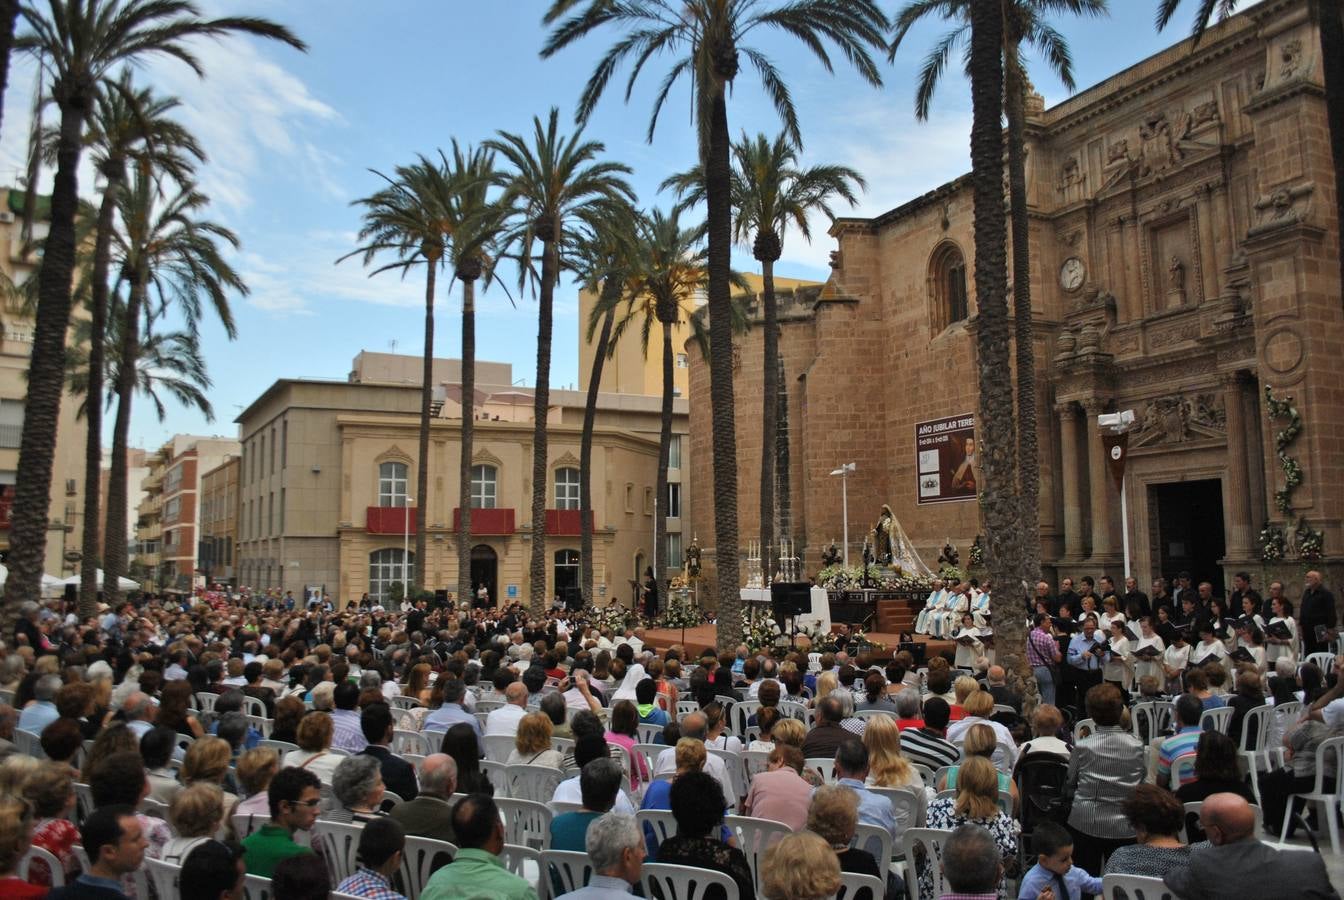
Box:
[59,569,141,591]
[0,563,71,597]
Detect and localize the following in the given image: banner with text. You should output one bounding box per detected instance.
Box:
[915,413,977,505]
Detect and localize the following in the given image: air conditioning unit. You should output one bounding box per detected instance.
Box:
[0,211,14,224]
[65,479,77,495]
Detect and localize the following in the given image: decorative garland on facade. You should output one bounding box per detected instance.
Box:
[1261,385,1323,561]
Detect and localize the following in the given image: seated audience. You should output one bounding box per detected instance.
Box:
[327,753,387,823]
[282,712,341,784]
[742,744,812,830]
[924,757,1019,900]
[271,852,330,900]
[240,766,320,877]
[180,840,246,900]
[421,794,538,900]
[654,771,755,900]
[1016,821,1102,900]
[161,782,225,865]
[389,754,458,844]
[554,812,645,899]
[1015,705,1070,761]
[761,832,842,900]
[1104,785,1191,879]
[550,758,624,852]
[1065,684,1143,875]
[335,816,407,900]
[47,806,147,900]
[0,794,44,900]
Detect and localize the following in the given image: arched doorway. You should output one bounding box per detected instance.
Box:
[470,544,498,608]
[554,549,580,610]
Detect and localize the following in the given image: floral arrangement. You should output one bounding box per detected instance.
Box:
[968,535,985,567]
[938,563,966,584]
[578,603,633,634]
[741,610,782,652]
[1263,385,1325,561]
[655,590,704,629]
[817,564,934,595]
[669,573,689,590]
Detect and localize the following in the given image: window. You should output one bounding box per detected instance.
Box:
[379,462,409,507]
[676,353,688,368]
[280,488,286,533]
[554,467,580,510]
[164,497,181,524]
[666,532,682,566]
[268,493,274,536]
[270,426,276,474]
[260,434,266,479]
[666,482,681,518]
[625,483,634,513]
[471,465,497,509]
[163,528,175,550]
[0,399,22,449]
[668,435,681,470]
[644,487,654,515]
[281,419,288,467]
[164,464,182,495]
[369,548,415,602]
[931,242,969,331]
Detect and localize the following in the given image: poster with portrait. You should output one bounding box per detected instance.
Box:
[915,413,977,504]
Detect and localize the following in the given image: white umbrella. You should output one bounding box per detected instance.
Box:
[0,564,70,597]
[60,569,140,591]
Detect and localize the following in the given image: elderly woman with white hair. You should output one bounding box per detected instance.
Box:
[327,753,386,824]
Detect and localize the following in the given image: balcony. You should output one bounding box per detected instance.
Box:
[544,509,591,536]
[452,507,515,536]
[366,506,416,535]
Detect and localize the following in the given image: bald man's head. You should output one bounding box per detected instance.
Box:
[505,682,529,706]
[1201,792,1256,845]
[419,753,458,797]
[987,666,1005,684]
[680,712,707,741]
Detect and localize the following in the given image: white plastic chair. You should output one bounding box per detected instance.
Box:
[1305,651,1335,676]
[804,757,836,782]
[729,700,761,737]
[870,784,925,832]
[1279,734,1344,854]
[902,827,953,900]
[641,861,741,900]
[140,797,169,820]
[741,749,771,785]
[637,723,664,744]
[241,695,268,718]
[314,820,364,885]
[484,734,517,763]
[243,873,273,900]
[504,764,565,803]
[910,763,937,789]
[549,800,583,815]
[540,848,594,896]
[258,739,299,757]
[14,729,44,758]
[389,695,422,711]
[73,783,95,825]
[837,870,885,900]
[481,759,508,797]
[497,843,542,894]
[636,808,678,849]
[497,797,553,850]
[1072,717,1096,742]
[724,815,790,887]
[246,715,273,738]
[707,747,744,802]
[233,812,263,839]
[1199,706,1232,734]
[18,845,66,887]
[1101,873,1179,900]
[1168,754,1197,790]
[853,821,893,866]
[194,692,219,712]
[392,729,430,755]
[143,856,179,899]
[1179,800,1262,843]
[676,700,700,720]
[399,835,457,897]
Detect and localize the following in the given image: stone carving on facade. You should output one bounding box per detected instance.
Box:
[1133,392,1226,447]
[1149,320,1201,350]
[1248,183,1314,237]
[1139,112,1184,176]
[1109,331,1141,356]
[1057,156,1085,202]
[1054,330,1077,363]
[829,249,842,269]
[1167,256,1187,305]
[1280,38,1303,80]
[1107,139,1130,165]
[1191,100,1220,127]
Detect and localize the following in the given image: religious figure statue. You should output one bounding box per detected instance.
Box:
[684,538,701,579]
[820,541,842,568]
[1168,256,1185,292]
[937,541,960,568]
[871,505,895,565]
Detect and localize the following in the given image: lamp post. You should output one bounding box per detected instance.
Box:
[402,497,414,597]
[1097,410,1135,579]
[828,463,856,567]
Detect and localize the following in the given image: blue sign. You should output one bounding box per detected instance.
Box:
[507,585,518,598]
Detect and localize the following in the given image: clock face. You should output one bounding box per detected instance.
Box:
[1060,257,1085,292]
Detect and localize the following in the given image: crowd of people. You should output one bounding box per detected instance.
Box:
[0,572,1337,900]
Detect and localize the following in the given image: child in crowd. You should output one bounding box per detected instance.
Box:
[1016,822,1103,900]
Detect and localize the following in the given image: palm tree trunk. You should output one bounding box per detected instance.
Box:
[0,0,19,143]
[970,0,1029,702]
[78,168,123,618]
[1318,0,1344,296]
[774,355,791,545]
[1,100,88,619]
[581,284,619,607]
[706,85,741,650]
[758,254,778,578]
[1006,68,1040,605]
[529,226,559,616]
[415,264,435,594]
[457,277,476,608]
[655,318,673,612]
[105,283,148,606]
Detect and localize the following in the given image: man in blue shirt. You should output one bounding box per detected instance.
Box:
[422,678,483,752]
[550,757,622,852]
[1066,616,1108,710]
[17,673,61,733]
[50,805,148,900]
[829,738,898,846]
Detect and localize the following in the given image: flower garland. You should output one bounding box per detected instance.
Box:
[1262,385,1324,561]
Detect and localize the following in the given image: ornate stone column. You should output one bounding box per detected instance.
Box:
[1081,397,1114,559]
[1223,372,1255,560]
[1057,401,1085,559]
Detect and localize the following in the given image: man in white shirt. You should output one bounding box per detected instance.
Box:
[485,682,529,737]
[653,712,736,810]
[553,735,638,815]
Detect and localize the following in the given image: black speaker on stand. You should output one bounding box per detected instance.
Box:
[770,582,812,648]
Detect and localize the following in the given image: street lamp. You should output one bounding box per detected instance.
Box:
[402,497,415,599]
[1097,409,1135,579]
[828,462,856,567]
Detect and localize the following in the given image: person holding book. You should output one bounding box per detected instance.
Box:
[1066,616,1109,708]
[1191,624,1229,670]
[1130,617,1166,687]
[1265,596,1297,668]
[1100,595,1127,633]
[1161,628,1192,695]
[954,614,986,669]
[1231,620,1267,673]
[1104,619,1134,692]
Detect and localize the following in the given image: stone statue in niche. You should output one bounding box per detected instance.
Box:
[1108,139,1130,165]
[1281,39,1303,80]
[1167,256,1187,306]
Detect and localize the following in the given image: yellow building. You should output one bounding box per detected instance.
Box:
[0,188,90,578]
[236,352,686,607]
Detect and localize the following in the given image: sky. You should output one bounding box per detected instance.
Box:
[0,0,1261,450]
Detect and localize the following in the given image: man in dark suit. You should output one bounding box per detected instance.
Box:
[1300,570,1337,654]
[359,702,419,802]
[1165,793,1338,900]
[984,665,1022,714]
[388,753,457,845]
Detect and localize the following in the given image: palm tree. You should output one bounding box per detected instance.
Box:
[892,0,1105,637]
[486,109,633,616]
[77,72,202,617]
[965,0,1028,701]
[4,0,302,614]
[542,0,888,650]
[665,132,864,573]
[437,141,509,608]
[342,158,459,594]
[569,201,640,607]
[0,0,20,141]
[103,171,245,602]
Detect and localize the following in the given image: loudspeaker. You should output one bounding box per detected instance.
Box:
[433,589,450,609]
[898,641,926,666]
[63,584,77,605]
[770,582,811,618]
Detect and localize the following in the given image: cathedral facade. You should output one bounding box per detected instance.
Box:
[686,0,1343,596]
